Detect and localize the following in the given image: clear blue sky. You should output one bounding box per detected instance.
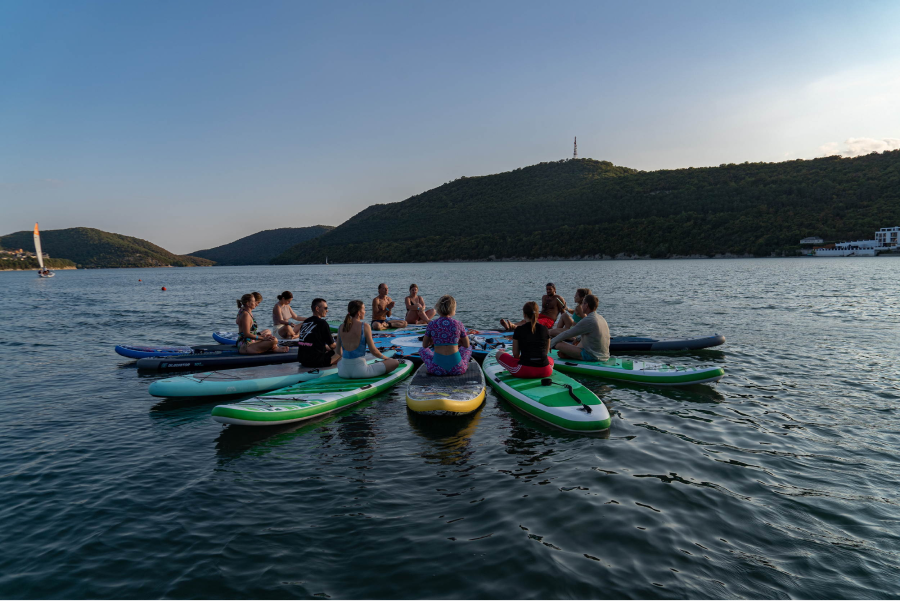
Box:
[2,0,899,253]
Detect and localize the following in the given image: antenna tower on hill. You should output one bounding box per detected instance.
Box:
[573,137,578,159]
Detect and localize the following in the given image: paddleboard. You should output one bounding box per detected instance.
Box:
[327,320,425,334]
[211,359,413,426]
[405,360,486,415]
[482,350,611,432]
[549,350,724,386]
[148,352,393,397]
[116,343,236,359]
[389,333,499,362]
[137,335,395,371]
[477,333,726,352]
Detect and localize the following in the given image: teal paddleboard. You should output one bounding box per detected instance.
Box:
[211,359,413,426]
[148,352,392,398]
[482,350,611,432]
[549,350,724,386]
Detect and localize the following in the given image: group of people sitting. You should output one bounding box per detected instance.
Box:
[496,284,609,379]
[232,281,609,382]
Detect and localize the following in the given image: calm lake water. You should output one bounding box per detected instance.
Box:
[1,259,898,599]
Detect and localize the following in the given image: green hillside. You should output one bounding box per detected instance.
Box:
[0,228,215,269]
[272,153,900,263]
[191,225,333,265]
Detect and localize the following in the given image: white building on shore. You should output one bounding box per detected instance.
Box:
[814,226,900,256]
[875,227,900,249]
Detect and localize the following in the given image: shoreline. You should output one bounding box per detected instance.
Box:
[0,266,78,272]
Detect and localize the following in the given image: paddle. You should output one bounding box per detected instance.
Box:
[540,378,592,413]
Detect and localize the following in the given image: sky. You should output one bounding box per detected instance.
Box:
[2,0,899,254]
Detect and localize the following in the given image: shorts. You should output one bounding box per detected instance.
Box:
[580,349,600,362]
[420,347,473,376]
[538,314,555,329]
[497,352,554,379]
[300,349,335,368]
[371,319,390,327]
[338,356,387,379]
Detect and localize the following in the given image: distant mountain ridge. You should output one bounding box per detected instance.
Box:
[191,225,333,265]
[272,153,900,263]
[0,227,214,269]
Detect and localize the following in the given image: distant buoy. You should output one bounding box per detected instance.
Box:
[161,286,167,291]
[139,279,142,282]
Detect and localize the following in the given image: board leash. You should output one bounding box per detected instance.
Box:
[540,378,592,413]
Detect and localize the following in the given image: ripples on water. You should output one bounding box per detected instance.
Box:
[0,259,898,598]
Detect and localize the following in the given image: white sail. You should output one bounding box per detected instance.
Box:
[33,223,45,271]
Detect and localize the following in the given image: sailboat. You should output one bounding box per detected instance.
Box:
[34,223,54,278]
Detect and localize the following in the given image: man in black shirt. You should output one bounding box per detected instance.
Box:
[296,298,339,367]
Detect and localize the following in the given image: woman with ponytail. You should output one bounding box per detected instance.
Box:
[497,301,553,378]
[236,293,288,355]
[336,300,399,378]
[420,295,472,376]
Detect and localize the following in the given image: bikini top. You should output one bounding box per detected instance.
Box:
[237,308,258,340]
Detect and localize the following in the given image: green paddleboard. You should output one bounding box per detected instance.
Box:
[549,351,724,386]
[211,359,413,426]
[482,350,611,432]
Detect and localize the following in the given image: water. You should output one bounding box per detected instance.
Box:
[1,259,899,599]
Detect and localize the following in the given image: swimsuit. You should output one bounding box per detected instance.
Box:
[236,309,258,347]
[537,314,555,329]
[342,328,367,359]
[420,316,471,376]
[338,327,387,378]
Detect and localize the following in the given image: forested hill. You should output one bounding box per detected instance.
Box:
[191,225,333,265]
[0,228,214,268]
[272,153,900,263]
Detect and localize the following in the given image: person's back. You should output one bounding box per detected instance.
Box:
[420,295,472,376]
[498,301,554,378]
[574,311,610,361]
[337,300,399,378]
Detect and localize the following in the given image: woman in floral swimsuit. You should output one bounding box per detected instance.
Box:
[419,295,472,376]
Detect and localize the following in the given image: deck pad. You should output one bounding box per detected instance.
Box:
[406,361,486,415]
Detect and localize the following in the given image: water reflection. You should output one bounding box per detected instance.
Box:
[407,406,483,466]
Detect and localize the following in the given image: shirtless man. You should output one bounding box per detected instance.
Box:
[500,283,568,331]
[371,283,408,331]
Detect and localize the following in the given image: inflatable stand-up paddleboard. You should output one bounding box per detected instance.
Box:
[482,350,611,432]
[211,359,413,426]
[116,343,236,360]
[549,350,724,386]
[606,334,726,352]
[148,352,393,398]
[405,360,486,415]
[477,333,726,352]
[137,352,298,371]
[390,332,505,362]
[139,337,395,371]
[327,320,426,334]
